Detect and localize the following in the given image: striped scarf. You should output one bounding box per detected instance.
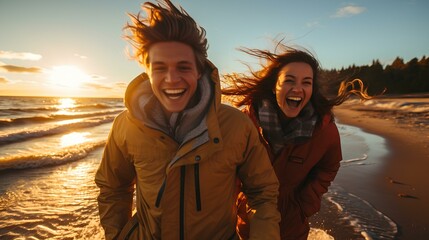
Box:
[257,99,318,154]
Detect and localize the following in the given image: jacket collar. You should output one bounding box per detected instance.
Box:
[124,61,222,145]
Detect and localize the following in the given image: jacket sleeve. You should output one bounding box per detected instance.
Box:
[94,122,136,240]
[297,123,342,217]
[238,121,281,240]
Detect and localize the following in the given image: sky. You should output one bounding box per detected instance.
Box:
[1,0,428,98]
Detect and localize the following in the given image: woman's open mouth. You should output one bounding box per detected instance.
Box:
[286,96,302,108]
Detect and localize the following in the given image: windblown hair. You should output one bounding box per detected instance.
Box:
[124,0,208,73]
[222,43,372,117]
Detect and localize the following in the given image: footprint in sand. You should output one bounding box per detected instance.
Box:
[385,177,419,199]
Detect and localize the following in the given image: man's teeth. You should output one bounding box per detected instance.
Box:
[165,89,185,94]
[164,89,186,99]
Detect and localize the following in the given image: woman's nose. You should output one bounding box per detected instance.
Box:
[291,85,303,92]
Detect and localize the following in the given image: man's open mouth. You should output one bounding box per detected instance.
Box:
[164,89,186,99]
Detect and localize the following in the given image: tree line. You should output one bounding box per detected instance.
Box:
[321,56,429,96]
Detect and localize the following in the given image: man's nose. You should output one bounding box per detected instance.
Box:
[165,70,180,83]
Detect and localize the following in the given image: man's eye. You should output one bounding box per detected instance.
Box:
[152,67,166,72]
[178,66,192,71]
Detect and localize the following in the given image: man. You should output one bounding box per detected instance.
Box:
[95,1,280,239]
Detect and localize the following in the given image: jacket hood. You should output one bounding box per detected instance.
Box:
[123,60,221,143]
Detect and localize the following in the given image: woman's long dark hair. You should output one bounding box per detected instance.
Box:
[222,43,371,117]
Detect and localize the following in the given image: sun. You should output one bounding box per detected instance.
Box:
[49,65,91,89]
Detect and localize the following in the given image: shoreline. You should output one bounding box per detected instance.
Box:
[332,101,429,239]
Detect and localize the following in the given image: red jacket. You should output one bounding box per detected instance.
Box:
[238,105,342,240]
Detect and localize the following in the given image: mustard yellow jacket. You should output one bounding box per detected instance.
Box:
[95,62,280,240]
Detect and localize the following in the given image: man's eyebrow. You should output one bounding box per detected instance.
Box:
[150,61,193,65]
[151,61,165,66]
[177,60,194,65]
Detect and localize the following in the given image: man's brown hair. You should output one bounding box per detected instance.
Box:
[124,0,208,73]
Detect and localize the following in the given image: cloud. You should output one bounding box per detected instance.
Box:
[82,80,128,91]
[74,53,88,59]
[90,74,106,80]
[115,82,128,88]
[306,21,321,28]
[0,64,43,73]
[0,50,42,61]
[332,5,366,18]
[0,76,9,83]
[83,82,113,90]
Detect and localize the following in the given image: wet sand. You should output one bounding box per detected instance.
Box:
[331,99,429,239]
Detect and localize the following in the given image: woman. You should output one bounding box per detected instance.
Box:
[222,43,371,240]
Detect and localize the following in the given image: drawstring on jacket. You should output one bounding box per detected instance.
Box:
[154,164,202,240]
[179,166,186,240]
[194,163,201,211]
[154,164,202,211]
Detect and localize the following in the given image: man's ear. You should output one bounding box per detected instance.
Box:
[144,63,151,75]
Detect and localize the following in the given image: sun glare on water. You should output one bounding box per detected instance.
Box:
[58,98,76,109]
[60,132,90,147]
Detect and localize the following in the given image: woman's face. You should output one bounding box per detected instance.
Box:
[274,62,313,118]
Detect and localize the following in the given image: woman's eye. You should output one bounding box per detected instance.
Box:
[282,79,294,84]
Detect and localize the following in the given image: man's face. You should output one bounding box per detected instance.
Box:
[147,41,201,118]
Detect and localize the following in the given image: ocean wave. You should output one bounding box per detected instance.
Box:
[0,109,123,128]
[341,154,368,166]
[325,184,398,239]
[308,228,334,240]
[347,99,429,113]
[0,140,106,171]
[0,102,120,112]
[0,116,115,145]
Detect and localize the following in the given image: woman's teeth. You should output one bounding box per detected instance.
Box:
[286,96,302,107]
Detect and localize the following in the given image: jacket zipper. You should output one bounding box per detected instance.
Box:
[180,165,186,240]
[155,179,166,208]
[194,163,202,211]
[156,165,201,239]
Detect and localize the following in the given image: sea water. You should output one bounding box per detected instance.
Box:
[309,123,397,239]
[0,96,120,239]
[2,96,419,239]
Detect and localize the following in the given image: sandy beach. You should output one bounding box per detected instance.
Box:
[329,98,429,239]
